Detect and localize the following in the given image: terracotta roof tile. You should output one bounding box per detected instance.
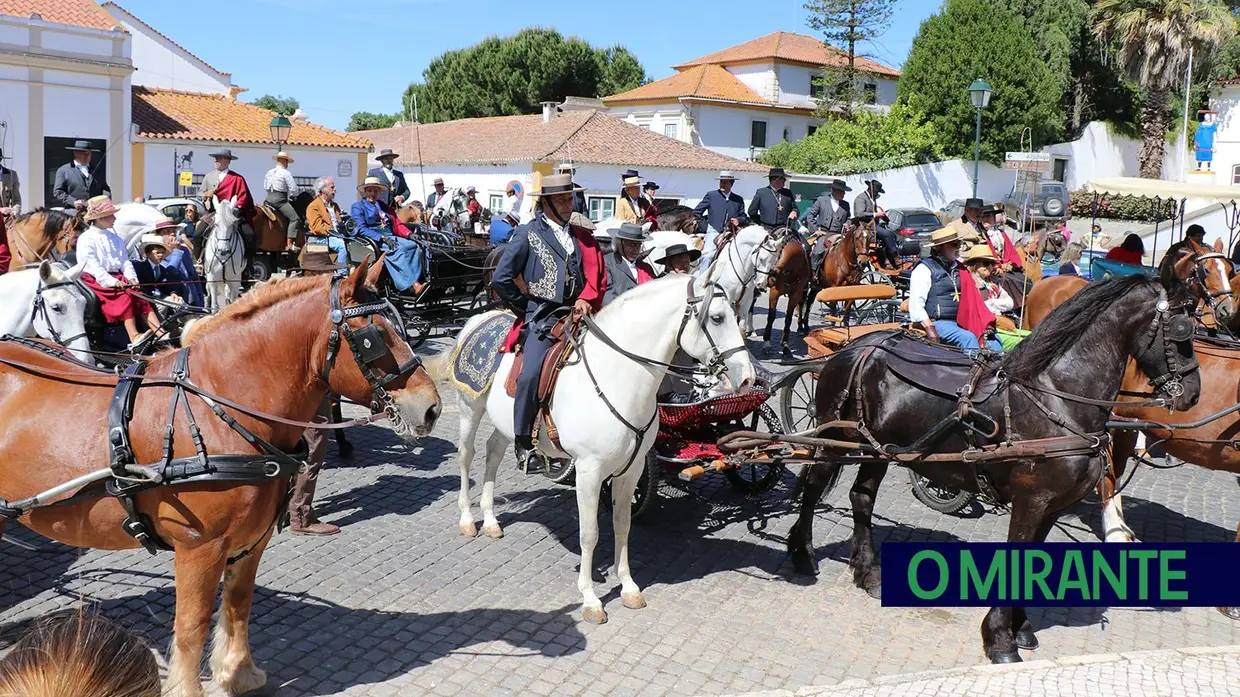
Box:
[101,2,229,77]
[133,86,369,150]
[0,0,119,31]
[602,64,773,106]
[355,111,765,172]
[673,31,900,78]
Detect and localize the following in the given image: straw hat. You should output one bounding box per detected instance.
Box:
[530,174,584,197]
[140,233,168,251]
[83,195,117,222]
[153,216,180,232]
[929,227,962,248]
[357,176,389,194]
[962,245,997,264]
[273,151,295,163]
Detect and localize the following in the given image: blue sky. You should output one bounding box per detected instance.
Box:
[114,0,939,131]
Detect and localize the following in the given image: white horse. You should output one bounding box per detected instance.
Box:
[0,261,91,362]
[644,229,699,277]
[202,196,245,311]
[695,225,785,337]
[113,201,166,254]
[442,273,754,622]
[430,187,472,233]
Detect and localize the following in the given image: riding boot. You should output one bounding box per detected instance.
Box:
[514,435,546,474]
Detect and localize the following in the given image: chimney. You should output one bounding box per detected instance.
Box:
[291,108,306,120]
[541,101,559,123]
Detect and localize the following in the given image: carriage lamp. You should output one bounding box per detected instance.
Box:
[269,115,292,147]
[968,78,992,199]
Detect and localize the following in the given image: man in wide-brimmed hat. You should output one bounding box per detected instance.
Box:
[52,139,110,211]
[805,178,852,278]
[352,176,428,294]
[201,148,257,256]
[0,146,21,219]
[134,232,186,302]
[693,170,748,269]
[655,243,700,276]
[76,196,164,347]
[263,151,302,251]
[602,222,656,305]
[617,170,655,227]
[368,149,410,208]
[908,227,1002,353]
[426,177,447,209]
[492,173,607,474]
[950,197,987,250]
[748,167,798,233]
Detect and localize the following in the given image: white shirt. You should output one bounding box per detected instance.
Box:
[985,227,1006,256]
[505,194,523,220]
[624,258,638,279]
[263,166,298,195]
[382,166,398,186]
[544,214,574,257]
[907,262,933,324]
[76,162,91,179]
[78,224,136,287]
[325,199,340,228]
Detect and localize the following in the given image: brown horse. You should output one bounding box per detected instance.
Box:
[800,220,868,323]
[1026,246,1240,620]
[656,205,700,235]
[763,236,809,355]
[0,258,441,697]
[6,208,79,269]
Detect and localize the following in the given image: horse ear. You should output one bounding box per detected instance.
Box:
[1215,238,1224,253]
[1173,249,1197,281]
[365,252,386,288]
[66,262,85,281]
[346,255,371,299]
[38,260,53,283]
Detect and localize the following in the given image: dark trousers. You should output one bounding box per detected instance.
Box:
[875,225,900,266]
[514,314,560,439]
[291,396,333,525]
[266,191,300,240]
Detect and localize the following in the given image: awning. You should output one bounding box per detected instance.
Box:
[1085,177,1240,203]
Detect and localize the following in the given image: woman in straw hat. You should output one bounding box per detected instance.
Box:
[77,195,164,347]
[350,176,427,295]
[907,226,1003,353]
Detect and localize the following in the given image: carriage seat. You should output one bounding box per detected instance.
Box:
[881,333,1002,403]
[815,284,896,306]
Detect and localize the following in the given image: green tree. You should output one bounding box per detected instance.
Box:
[251,94,299,116]
[759,103,943,174]
[347,111,401,132]
[399,28,648,123]
[1093,0,1236,178]
[898,0,1061,164]
[804,0,899,118]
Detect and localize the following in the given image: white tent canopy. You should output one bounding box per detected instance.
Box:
[1085,177,1240,204]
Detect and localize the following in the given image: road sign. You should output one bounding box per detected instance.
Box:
[1006,152,1051,163]
[1005,151,1052,172]
[178,170,194,186]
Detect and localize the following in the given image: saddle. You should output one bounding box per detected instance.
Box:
[881,333,1002,403]
[257,205,280,222]
[504,318,576,447]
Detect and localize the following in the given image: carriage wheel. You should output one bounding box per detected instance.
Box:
[402,314,433,349]
[724,403,786,495]
[907,470,974,515]
[601,451,660,521]
[779,366,819,435]
[853,268,895,320]
[545,458,576,485]
[246,256,274,285]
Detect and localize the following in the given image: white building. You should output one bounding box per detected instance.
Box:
[355,108,769,222]
[1204,79,1240,185]
[603,32,900,163]
[0,0,133,208]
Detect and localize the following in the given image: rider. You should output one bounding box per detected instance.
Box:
[351,176,427,295]
[465,186,482,232]
[492,173,606,473]
[556,162,590,219]
[748,168,799,234]
[76,196,164,348]
[1106,233,1145,265]
[655,243,700,277]
[908,227,1003,353]
[692,170,748,270]
[426,177,447,210]
[962,244,1014,332]
[602,222,656,305]
[368,149,410,207]
[263,151,302,253]
[52,140,110,212]
[951,197,987,251]
[152,216,203,308]
[305,176,350,273]
[617,170,655,228]
[805,179,850,279]
[643,181,661,220]
[200,149,256,260]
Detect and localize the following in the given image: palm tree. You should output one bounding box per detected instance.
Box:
[1093,0,1236,178]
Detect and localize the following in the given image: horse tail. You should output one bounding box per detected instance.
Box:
[423,350,453,385]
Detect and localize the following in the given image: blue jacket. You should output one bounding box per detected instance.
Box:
[350,198,395,242]
[492,214,606,325]
[693,189,748,233]
[920,256,960,321]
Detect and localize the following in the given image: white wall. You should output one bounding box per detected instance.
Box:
[693,103,816,161]
[728,62,775,102]
[607,105,691,142]
[1207,85,1240,186]
[0,65,30,178]
[397,162,532,212]
[107,6,231,95]
[1041,121,1180,190]
[789,159,1015,213]
[775,65,896,108]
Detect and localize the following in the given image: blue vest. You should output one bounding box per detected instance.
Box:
[921,257,960,321]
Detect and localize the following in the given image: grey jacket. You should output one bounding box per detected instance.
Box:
[0,167,20,212]
[52,162,109,208]
[854,190,878,220]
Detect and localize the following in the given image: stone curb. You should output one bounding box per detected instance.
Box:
[709,645,1240,697]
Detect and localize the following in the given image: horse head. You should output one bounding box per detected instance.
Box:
[33,261,91,362]
[1162,237,1235,326]
[213,196,239,231]
[683,274,756,394]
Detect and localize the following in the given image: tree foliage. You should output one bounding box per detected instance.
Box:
[251,94,299,116]
[347,112,401,132]
[398,29,648,123]
[898,0,1061,164]
[804,0,898,118]
[758,104,943,174]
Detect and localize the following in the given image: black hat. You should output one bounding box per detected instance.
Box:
[767,167,787,179]
[643,181,660,191]
[209,148,239,160]
[610,222,649,242]
[621,169,640,179]
[964,198,985,210]
[66,140,99,152]
[831,179,852,192]
[375,148,400,161]
[863,179,884,194]
[654,243,701,265]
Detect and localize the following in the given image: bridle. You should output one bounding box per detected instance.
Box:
[321,276,422,431]
[1133,290,1198,402]
[30,276,89,347]
[1185,251,1234,314]
[11,216,77,266]
[722,227,785,293]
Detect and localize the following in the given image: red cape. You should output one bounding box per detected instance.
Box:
[0,213,10,274]
[957,268,996,341]
[986,228,1023,268]
[215,171,255,220]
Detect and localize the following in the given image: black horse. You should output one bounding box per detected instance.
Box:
[657,205,700,234]
[787,253,1205,664]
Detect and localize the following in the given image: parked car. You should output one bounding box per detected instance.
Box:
[935,199,967,227]
[1002,176,1069,230]
[885,207,941,256]
[142,197,207,224]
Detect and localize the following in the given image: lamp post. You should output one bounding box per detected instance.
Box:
[968,78,992,199]
[268,114,292,150]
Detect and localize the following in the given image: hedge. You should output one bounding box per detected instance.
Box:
[1067,189,1179,223]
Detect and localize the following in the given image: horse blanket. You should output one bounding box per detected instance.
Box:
[450,310,517,400]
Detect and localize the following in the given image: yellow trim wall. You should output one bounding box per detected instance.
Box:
[357,153,367,188]
[131,142,144,200]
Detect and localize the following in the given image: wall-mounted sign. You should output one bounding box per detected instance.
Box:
[178,170,194,186]
[337,159,353,178]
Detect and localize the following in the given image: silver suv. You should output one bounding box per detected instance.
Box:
[1002,175,1068,229]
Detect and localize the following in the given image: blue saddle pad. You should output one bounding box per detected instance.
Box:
[450,310,517,400]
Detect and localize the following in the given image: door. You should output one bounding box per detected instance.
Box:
[1052,157,1068,184]
[44,136,108,207]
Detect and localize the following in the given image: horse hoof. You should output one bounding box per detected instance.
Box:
[582,606,608,624]
[791,554,820,577]
[459,521,478,537]
[622,592,647,610]
[1015,626,1039,651]
[988,650,1022,664]
[1218,606,1240,620]
[482,523,504,539]
[865,584,882,600]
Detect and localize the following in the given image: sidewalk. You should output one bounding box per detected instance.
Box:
[719,645,1240,697]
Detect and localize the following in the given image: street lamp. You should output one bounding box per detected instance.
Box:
[968,78,992,198]
[268,114,292,149]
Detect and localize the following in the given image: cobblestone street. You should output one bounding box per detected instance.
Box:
[2,337,1240,696]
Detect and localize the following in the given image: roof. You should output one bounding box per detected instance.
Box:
[101,2,229,77]
[132,86,370,150]
[0,0,119,31]
[603,64,787,108]
[672,31,900,78]
[355,111,766,172]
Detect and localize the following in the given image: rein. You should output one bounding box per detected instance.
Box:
[30,277,89,347]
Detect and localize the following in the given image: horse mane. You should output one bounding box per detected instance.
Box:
[13,207,74,239]
[184,274,329,343]
[1003,274,1156,382]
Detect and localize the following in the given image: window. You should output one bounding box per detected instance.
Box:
[1053,158,1068,183]
[588,196,615,222]
[293,176,317,191]
[43,136,107,205]
[750,120,767,149]
[1233,165,1240,185]
[809,77,824,99]
[863,83,877,104]
[807,125,818,137]
[664,123,679,139]
[489,194,505,212]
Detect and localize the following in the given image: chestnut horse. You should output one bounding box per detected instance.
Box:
[763,235,809,355]
[0,258,441,697]
[1026,244,1240,620]
[800,220,868,323]
[6,208,79,269]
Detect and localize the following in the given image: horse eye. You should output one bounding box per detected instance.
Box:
[51,303,66,313]
[710,313,724,325]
